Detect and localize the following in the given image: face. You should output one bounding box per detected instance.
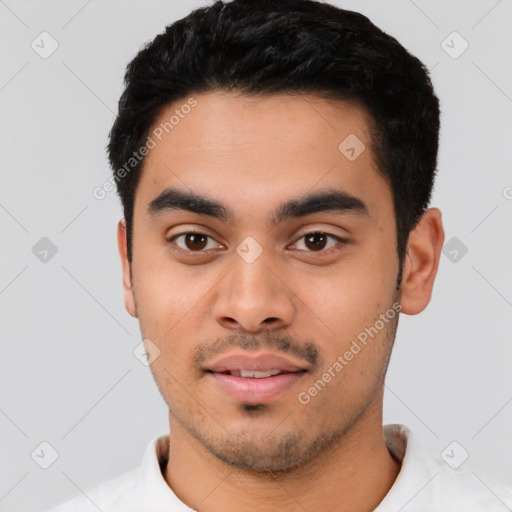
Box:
[120,91,404,472]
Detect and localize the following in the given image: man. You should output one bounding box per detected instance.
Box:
[50,0,512,510]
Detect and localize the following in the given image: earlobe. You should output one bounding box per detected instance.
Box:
[117,219,138,318]
[398,208,445,315]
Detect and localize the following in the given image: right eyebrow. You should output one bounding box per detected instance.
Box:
[148,187,232,222]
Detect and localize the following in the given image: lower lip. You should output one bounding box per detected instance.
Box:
[208,371,306,404]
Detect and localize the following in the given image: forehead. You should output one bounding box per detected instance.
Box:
[134,91,392,222]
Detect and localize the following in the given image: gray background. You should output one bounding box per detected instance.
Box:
[1,0,511,510]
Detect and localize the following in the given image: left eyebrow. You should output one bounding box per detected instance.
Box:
[271,189,370,225]
[147,186,370,227]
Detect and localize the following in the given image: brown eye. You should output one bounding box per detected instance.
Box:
[304,232,328,251]
[183,233,208,251]
[292,232,346,253]
[168,232,220,253]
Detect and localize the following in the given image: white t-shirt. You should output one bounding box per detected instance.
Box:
[49,424,512,511]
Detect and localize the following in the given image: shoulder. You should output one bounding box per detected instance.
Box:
[381,424,512,511]
[433,462,512,509]
[47,468,140,512]
[47,434,172,512]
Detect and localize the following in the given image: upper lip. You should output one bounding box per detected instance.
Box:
[205,352,309,373]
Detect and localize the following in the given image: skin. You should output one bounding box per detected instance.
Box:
[117,91,445,511]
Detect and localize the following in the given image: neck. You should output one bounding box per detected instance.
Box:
[164,401,401,511]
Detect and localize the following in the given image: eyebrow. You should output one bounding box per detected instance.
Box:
[147,186,369,227]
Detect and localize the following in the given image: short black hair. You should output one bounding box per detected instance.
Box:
[108,0,440,288]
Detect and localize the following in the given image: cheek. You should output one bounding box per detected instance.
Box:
[132,250,198,326]
[296,252,395,337]
[297,314,396,419]
[131,259,212,372]
[292,245,397,385]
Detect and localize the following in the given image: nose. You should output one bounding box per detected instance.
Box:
[212,250,295,333]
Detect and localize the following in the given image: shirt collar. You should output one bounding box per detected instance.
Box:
[138,433,193,510]
[376,424,434,509]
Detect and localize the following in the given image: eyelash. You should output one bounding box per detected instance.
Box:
[166,230,347,256]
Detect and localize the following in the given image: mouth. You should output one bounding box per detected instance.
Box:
[212,369,305,378]
[204,353,309,404]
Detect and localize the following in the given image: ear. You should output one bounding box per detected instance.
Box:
[117,219,138,318]
[399,207,445,315]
